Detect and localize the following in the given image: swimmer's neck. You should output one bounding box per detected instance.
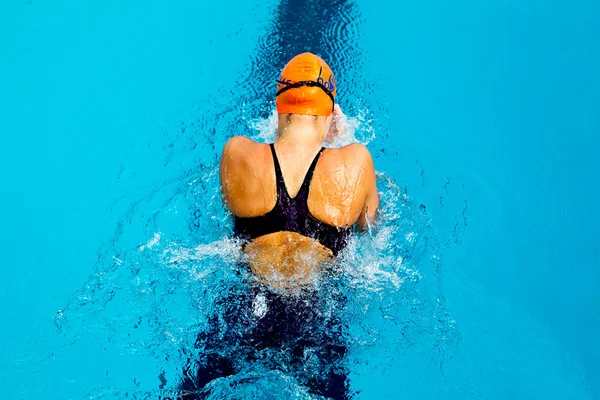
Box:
[276,114,329,145]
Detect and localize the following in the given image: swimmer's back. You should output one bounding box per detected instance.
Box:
[220,136,378,230]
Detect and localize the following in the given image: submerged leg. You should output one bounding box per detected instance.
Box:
[287,293,351,399]
[176,353,237,399]
[175,287,254,398]
[302,341,350,400]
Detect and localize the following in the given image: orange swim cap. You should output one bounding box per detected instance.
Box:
[276,52,336,116]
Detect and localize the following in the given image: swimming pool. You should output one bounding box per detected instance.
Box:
[1,0,599,399]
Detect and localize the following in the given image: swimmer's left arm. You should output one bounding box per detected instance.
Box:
[357,147,379,231]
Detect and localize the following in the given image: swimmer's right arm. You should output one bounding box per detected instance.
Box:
[357,147,379,231]
[219,136,252,210]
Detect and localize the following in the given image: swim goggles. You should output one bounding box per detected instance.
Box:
[275,80,335,112]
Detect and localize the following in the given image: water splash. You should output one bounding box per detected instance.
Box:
[247,107,376,147]
[50,109,458,399]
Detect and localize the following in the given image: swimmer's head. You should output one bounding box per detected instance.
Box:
[276,53,336,117]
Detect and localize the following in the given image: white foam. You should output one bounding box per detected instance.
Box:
[252,293,268,319]
[246,108,375,148]
[138,232,162,251]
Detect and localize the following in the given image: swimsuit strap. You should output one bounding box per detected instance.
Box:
[270,144,325,201]
[297,147,325,202]
[269,143,285,189]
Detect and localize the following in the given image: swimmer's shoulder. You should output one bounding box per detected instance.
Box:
[221,136,272,168]
[342,143,374,160]
[222,136,267,157]
[311,144,377,226]
[220,136,276,216]
[321,143,375,173]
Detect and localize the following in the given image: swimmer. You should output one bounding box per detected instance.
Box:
[222,52,379,289]
[176,53,378,400]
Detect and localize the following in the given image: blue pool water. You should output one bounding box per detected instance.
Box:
[1,0,599,399]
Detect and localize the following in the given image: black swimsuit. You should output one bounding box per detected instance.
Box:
[177,145,352,399]
[233,143,350,256]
